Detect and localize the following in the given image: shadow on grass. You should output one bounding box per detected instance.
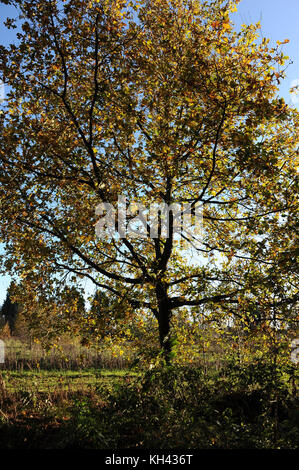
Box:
[0,363,298,449]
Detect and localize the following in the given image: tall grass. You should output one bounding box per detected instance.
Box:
[0,338,131,371]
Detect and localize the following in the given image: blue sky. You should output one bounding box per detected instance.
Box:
[0,0,298,305]
[233,0,299,106]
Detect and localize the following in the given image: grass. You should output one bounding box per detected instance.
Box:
[0,362,298,449]
[0,368,138,393]
[0,365,140,449]
[1,337,131,371]
[0,336,298,449]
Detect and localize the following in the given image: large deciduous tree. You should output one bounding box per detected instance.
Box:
[0,0,298,362]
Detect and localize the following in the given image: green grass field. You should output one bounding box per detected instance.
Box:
[0,337,298,449]
[0,369,137,392]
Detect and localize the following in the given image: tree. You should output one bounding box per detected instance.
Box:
[1,284,19,334]
[0,0,298,362]
[21,283,87,345]
[79,289,125,345]
[89,290,115,339]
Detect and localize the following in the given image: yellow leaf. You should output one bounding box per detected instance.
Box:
[277,39,290,45]
[223,22,231,31]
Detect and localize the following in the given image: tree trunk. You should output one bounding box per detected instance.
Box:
[158,309,172,364]
[156,283,172,364]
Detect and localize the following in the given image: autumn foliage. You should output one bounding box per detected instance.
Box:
[0,0,298,361]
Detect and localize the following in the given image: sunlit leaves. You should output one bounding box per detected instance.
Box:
[0,0,298,357]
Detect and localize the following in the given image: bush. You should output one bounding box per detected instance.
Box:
[63,363,299,449]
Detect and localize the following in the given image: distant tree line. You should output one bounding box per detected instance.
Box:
[0,284,20,335]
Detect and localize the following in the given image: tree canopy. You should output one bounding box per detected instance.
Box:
[0,0,298,361]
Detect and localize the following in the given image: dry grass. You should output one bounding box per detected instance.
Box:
[0,337,131,371]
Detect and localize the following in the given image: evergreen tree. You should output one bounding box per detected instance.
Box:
[1,286,19,334]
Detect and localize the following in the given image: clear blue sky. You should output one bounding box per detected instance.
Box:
[0,0,298,304]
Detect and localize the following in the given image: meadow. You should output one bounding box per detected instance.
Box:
[0,336,298,449]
